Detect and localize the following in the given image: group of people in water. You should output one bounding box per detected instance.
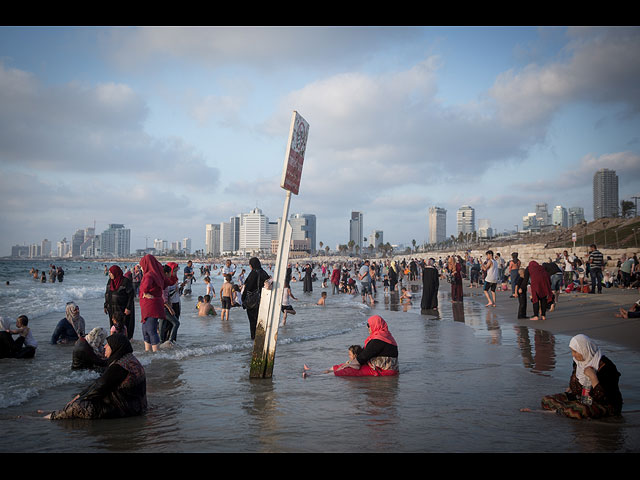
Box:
[1,246,633,422]
[29,265,64,283]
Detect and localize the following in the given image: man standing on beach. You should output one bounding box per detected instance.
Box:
[482,250,499,307]
[359,260,374,305]
[588,244,604,294]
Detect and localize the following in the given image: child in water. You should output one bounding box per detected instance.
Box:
[110,311,128,337]
[198,295,216,316]
[196,296,204,310]
[302,345,363,378]
[400,287,412,303]
[316,291,327,305]
[516,268,528,319]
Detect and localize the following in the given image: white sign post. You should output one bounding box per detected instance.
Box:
[250,111,309,379]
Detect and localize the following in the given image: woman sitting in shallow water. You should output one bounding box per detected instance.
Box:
[41,334,147,420]
[523,334,623,420]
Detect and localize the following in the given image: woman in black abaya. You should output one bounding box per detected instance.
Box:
[421,258,439,311]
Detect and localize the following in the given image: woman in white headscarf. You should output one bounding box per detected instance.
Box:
[50,302,86,344]
[72,327,108,371]
[539,334,623,419]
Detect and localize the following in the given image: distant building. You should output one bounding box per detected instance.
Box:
[568,207,585,227]
[182,237,192,255]
[11,245,29,258]
[205,224,221,256]
[369,229,384,250]
[239,208,271,254]
[552,205,568,228]
[220,216,240,255]
[593,168,619,219]
[350,211,363,251]
[478,219,493,238]
[41,239,51,257]
[100,224,130,257]
[535,203,551,226]
[428,206,447,244]
[523,213,539,232]
[457,205,475,235]
[57,238,70,257]
[290,213,317,253]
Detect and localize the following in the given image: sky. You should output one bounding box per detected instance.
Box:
[1,26,639,256]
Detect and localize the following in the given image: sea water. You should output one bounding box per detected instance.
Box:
[1,260,639,452]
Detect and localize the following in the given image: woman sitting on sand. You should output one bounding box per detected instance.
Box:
[536,334,623,420]
[333,315,399,377]
[42,334,147,420]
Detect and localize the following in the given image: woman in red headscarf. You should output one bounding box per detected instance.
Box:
[451,258,464,302]
[139,254,170,352]
[528,261,554,321]
[104,265,135,339]
[332,315,399,377]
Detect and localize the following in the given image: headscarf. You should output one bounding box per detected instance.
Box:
[65,302,85,337]
[527,261,553,303]
[249,257,262,270]
[0,316,11,331]
[85,327,107,356]
[569,334,602,385]
[106,333,133,366]
[166,262,179,286]
[365,315,397,347]
[109,265,124,291]
[139,254,166,292]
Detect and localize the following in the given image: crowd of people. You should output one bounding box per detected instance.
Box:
[3,244,637,423]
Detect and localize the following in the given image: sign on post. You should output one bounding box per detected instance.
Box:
[251,111,309,378]
[280,111,309,195]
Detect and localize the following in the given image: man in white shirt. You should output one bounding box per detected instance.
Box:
[482,250,499,307]
[222,259,236,278]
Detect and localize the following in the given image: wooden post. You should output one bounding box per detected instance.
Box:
[250,110,308,379]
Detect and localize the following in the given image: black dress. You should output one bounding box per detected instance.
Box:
[303,265,313,293]
[72,338,108,371]
[421,266,439,310]
[242,264,271,340]
[104,276,135,339]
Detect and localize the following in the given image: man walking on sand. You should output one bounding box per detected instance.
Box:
[482,250,499,307]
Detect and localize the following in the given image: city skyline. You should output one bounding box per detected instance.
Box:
[1,27,639,256]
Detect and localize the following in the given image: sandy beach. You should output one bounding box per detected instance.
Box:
[476,285,640,352]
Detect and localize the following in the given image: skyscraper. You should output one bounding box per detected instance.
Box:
[428,206,447,244]
[205,224,221,256]
[478,219,493,238]
[370,230,384,250]
[535,203,551,226]
[290,213,316,253]
[593,168,619,219]
[568,207,585,227]
[101,224,130,257]
[349,211,363,251]
[239,208,271,254]
[457,205,475,235]
[552,206,568,227]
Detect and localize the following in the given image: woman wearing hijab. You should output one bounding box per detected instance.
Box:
[303,263,313,293]
[388,262,398,292]
[50,302,85,344]
[72,327,109,371]
[527,261,554,321]
[421,258,440,311]
[333,315,399,377]
[539,334,622,419]
[139,254,169,352]
[104,265,135,340]
[242,257,271,340]
[44,334,147,420]
[451,259,464,302]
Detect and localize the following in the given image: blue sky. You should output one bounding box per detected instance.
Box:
[1,26,639,255]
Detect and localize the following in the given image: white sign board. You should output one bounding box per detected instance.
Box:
[280,111,309,195]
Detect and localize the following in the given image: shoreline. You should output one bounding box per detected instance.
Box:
[454,284,640,352]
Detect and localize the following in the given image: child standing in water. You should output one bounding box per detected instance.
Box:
[316,291,327,305]
[220,274,233,321]
[280,281,297,326]
[303,345,363,377]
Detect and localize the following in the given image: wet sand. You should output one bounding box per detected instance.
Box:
[473,285,640,352]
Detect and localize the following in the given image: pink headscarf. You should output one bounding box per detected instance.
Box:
[365,315,397,347]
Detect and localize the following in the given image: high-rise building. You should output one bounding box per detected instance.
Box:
[428,206,447,244]
[220,216,241,254]
[41,238,51,257]
[457,205,475,235]
[71,229,85,257]
[568,207,585,227]
[239,208,271,254]
[182,237,192,255]
[593,168,619,219]
[57,238,70,257]
[552,205,568,228]
[205,224,220,256]
[535,203,551,226]
[11,245,29,258]
[369,230,384,250]
[349,211,363,251]
[523,213,539,231]
[290,213,317,253]
[478,219,493,238]
[100,224,130,257]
